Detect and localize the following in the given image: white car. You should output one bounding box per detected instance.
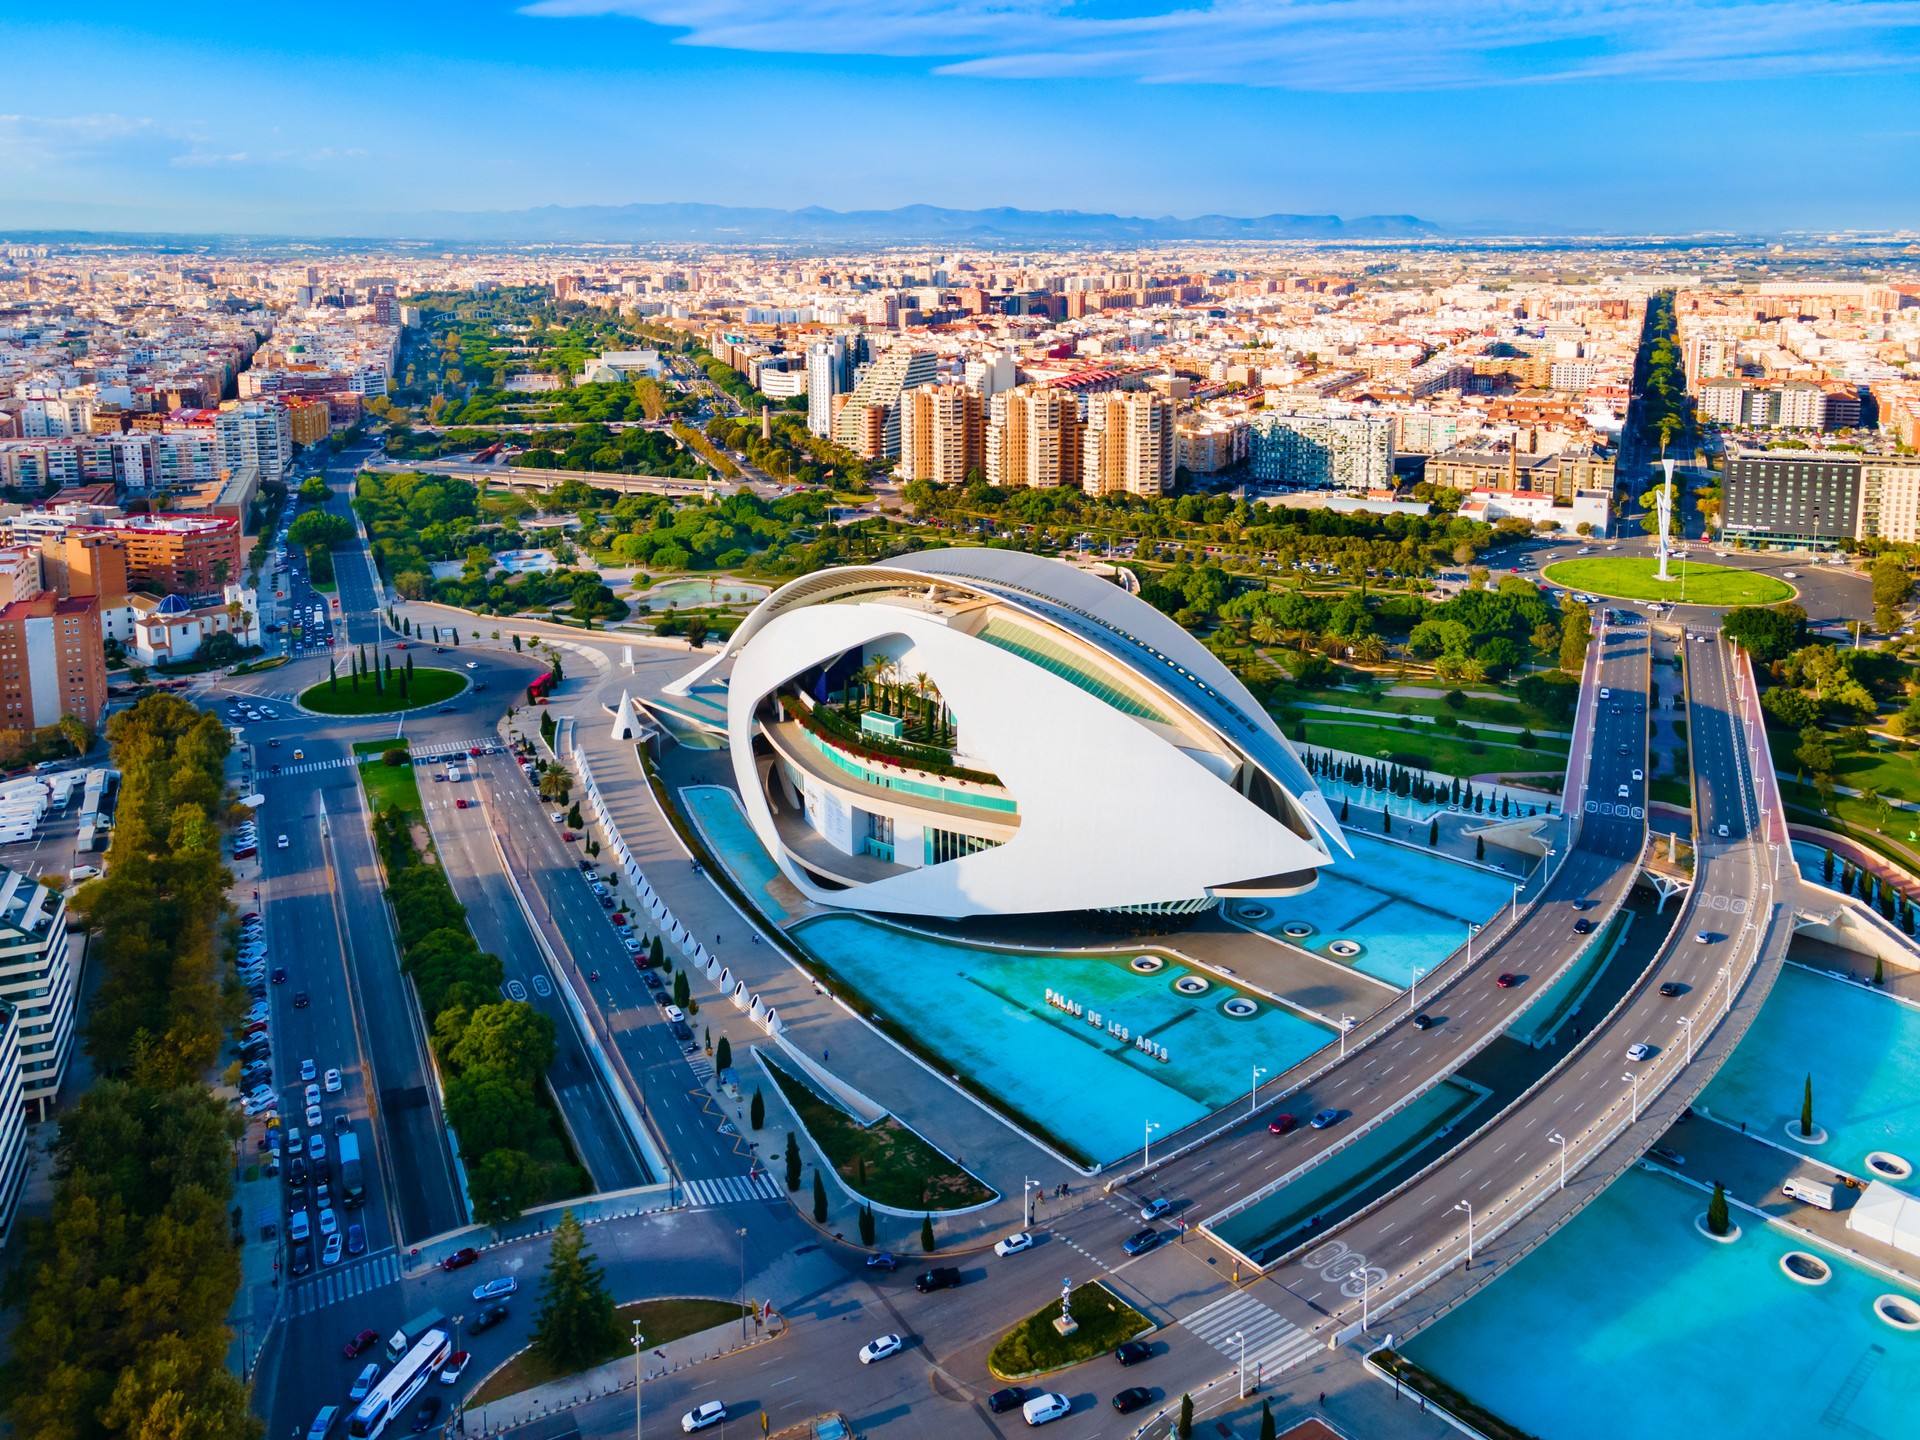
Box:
[323,1233,342,1266]
[1022,1393,1072,1427]
[300,1059,317,1081]
[304,1083,321,1107]
[858,1334,903,1364]
[994,1232,1035,1257]
[305,1104,322,1128]
[1632,769,1644,781]
[1626,1043,1653,1062]
[550,812,565,824]
[318,1206,338,1236]
[350,1362,380,1399]
[277,835,289,849]
[466,661,478,670]
[323,1068,342,1093]
[681,1401,726,1432]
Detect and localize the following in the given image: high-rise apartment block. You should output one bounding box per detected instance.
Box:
[1081,391,1176,498]
[1696,378,1855,432]
[0,865,76,1123]
[1248,412,1396,492]
[0,999,24,1246]
[832,348,936,459]
[806,336,849,438]
[1721,449,1863,544]
[898,385,985,486]
[986,385,1083,489]
[0,586,108,734]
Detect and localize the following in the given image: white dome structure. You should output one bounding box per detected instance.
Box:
[679,548,1345,919]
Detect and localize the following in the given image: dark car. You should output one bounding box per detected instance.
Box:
[467,1303,509,1334]
[1268,1114,1296,1135]
[1413,1013,1433,1030]
[441,1247,479,1272]
[671,1021,694,1044]
[1310,1109,1342,1129]
[1115,1341,1153,1367]
[1112,1387,1153,1414]
[343,1328,379,1359]
[1495,973,1517,989]
[290,1240,313,1276]
[271,967,287,984]
[1573,919,1594,935]
[410,1396,441,1433]
[988,1388,1025,1414]
[915,1267,962,1293]
[865,1253,898,1272]
[293,991,310,1009]
[1658,982,1684,998]
[1122,1227,1159,1256]
[288,1157,309,1189]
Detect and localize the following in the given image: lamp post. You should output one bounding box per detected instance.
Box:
[1233,1330,1247,1398]
[1680,1012,1696,1066]
[1339,1014,1355,1059]
[1024,1176,1037,1229]
[1623,1071,1643,1124]
[1548,1131,1567,1191]
[1466,920,1482,965]
[1409,966,1426,1013]
[1362,1267,1381,1332]
[1143,1119,1161,1172]
[1721,964,1732,1022]
[1456,1199,1475,1267]
[632,1320,646,1440]
[737,1227,749,1343]
[1249,1066,1267,1120]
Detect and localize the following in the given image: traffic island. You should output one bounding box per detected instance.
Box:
[298,666,467,715]
[987,1283,1151,1380]
[1541,557,1794,607]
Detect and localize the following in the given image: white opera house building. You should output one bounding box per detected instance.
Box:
[666,548,1346,920]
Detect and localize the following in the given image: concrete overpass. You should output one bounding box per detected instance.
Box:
[361,457,744,500]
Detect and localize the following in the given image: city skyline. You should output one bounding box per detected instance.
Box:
[3,1,1918,237]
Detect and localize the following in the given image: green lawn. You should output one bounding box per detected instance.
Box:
[988,1283,1150,1380]
[1542,557,1793,607]
[468,1298,751,1407]
[763,1057,993,1211]
[1298,717,1567,781]
[299,666,466,715]
[355,743,425,826]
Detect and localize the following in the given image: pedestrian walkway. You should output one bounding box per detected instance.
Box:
[1181,1289,1323,1382]
[276,757,353,776]
[286,1248,403,1317]
[681,1173,785,1208]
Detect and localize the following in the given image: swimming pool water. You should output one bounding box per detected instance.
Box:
[791,913,1333,1165]
[1229,833,1514,989]
[682,785,797,924]
[1700,963,1920,1171]
[635,578,769,609]
[1406,1167,1920,1440]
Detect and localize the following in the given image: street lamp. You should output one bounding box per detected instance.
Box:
[632,1320,646,1440]
[1249,1066,1267,1120]
[1409,965,1426,1013]
[1466,920,1482,965]
[1339,1014,1355,1059]
[1362,1267,1382,1332]
[1233,1330,1247,1398]
[1143,1119,1161,1172]
[1024,1176,1038,1229]
[1623,1071,1643,1124]
[737,1227,749,1343]
[1680,1012,1696,1066]
[1548,1132,1567,1191]
[1456,1199,1475,1268]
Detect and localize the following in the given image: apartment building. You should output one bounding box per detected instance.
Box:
[898,384,985,486]
[1248,411,1395,492]
[0,1000,24,1247]
[0,588,108,733]
[1425,443,1614,501]
[1082,391,1176,498]
[986,384,1083,489]
[65,516,240,597]
[1697,378,1854,431]
[0,866,76,1122]
[832,348,935,459]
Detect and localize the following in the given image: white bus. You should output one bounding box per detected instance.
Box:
[347,1328,451,1438]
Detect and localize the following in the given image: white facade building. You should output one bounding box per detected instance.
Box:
[0,864,75,1123]
[680,549,1344,919]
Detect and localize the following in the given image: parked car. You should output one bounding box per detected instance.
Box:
[988,1388,1025,1414]
[440,1247,478,1271]
[471,1276,518,1302]
[1021,1392,1071,1427]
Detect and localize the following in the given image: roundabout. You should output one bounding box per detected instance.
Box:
[1542,556,1794,607]
[297,666,469,716]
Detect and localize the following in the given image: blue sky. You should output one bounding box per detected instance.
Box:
[2,1,1916,235]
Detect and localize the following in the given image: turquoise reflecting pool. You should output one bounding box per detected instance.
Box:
[1228,833,1514,988]
[1407,1167,1920,1440]
[1700,963,1920,1171]
[682,785,796,924]
[635,578,769,609]
[792,913,1333,1165]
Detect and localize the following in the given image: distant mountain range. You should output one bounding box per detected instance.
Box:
[393,202,1443,245]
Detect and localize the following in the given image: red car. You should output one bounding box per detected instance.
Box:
[1268,1114,1297,1135]
[440,1246,479,1272]
[468,747,482,758]
[1496,973,1517,988]
[455,799,469,810]
[343,1329,379,1359]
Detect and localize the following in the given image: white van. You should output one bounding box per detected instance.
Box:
[1783,1177,1836,1210]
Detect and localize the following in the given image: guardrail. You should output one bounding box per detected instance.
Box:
[1308,628,1791,1345]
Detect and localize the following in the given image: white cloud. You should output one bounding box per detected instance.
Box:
[520,0,1920,90]
[0,113,156,168]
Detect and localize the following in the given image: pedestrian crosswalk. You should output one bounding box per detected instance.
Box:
[277,758,353,776]
[686,1052,716,1084]
[1181,1289,1322,1383]
[681,1172,785,1208]
[405,737,498,761]
[289,1248,403,1316]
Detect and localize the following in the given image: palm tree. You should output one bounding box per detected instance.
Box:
[912,670,934,737]
[1250,615,1281,648]
[1354,635,1387,665]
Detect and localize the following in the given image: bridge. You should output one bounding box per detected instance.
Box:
[361,457,742,500]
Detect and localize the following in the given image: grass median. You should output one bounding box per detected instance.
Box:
[1543,557,1793,607]
[762,1055,993,1211]
[299,666,465,715]
[468,1298,752,1407]
[988,1283,1150,1380]
[353,740,425,827]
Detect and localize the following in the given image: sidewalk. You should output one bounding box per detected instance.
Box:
[460,1313,786,1438]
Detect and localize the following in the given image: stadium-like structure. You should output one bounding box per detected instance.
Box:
[671,548,1346,919]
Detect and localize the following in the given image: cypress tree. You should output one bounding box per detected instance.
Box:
[749,1086,765,1130]
[1801,1074,1815,1138]
[812,1169,828,1223]
[920,1213,936,1252]
[1428,817,1439,847]
[672,969,690,1010]
[784,1132,801,1191]
[1476,835,1486,861]
[858,1204,876,1247]
[1706,1182,1731,1237]
[715,1035,732,1071]
[1177,1394,1194,1440]
[650,934,665,969]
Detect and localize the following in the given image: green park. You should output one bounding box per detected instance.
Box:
[299,664,467,716]
[1543,557,1794,607]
